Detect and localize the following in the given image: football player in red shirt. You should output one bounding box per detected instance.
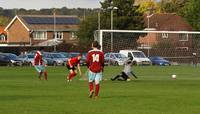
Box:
[34,47,48,80]
[86,41,104,98]
[66,54,82,82]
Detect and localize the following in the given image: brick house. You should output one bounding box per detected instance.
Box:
[0,26,7,44]
[137,13,193,50]
[3,15,80,47]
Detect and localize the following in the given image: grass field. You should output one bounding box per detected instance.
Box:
[0,66,200,114]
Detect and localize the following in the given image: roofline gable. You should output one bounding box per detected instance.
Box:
[4,15,30,31]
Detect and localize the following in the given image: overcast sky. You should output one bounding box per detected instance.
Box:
[0,0,104,9]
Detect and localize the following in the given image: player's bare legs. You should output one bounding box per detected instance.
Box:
[39,71,43,80]
[94,79,100,99]
[89,81,94,98]
[67,69,77,82]
[44,70,48,80]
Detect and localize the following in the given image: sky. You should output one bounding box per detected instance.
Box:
[0,0,104,10]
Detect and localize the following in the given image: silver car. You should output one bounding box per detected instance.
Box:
[104,53,127,66]
[43,52,67,66]
[18,54,35,66]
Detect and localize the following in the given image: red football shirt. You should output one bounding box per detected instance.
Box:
[67,57,80,67]
[34,51,43,65]
[86,49,104,73]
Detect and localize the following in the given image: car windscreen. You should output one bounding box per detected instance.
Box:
[152,57,164,60]
[70,53,80,57]
[7,54,18,59]
[52,54,65,58]
[61,53,70,58]
[114,54,125,58]
[132,52,146,58]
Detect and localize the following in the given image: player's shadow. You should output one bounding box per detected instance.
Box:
[102,95,134,99]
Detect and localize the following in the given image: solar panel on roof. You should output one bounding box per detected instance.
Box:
[22,17,80,25]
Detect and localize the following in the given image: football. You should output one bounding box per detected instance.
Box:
[172,74,176,79]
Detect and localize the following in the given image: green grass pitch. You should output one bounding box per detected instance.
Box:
[0,66,200,114]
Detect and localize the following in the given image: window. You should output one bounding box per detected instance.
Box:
[162,33,168,39]
[0,34,6,41]
[128,52,132,58]
[70,32,77,40]
[179,33,188,41]
[33,31,47,40]
[176,47,188,50]
[54,32,63,39]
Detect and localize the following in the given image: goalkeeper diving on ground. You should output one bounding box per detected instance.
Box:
[111,57,137,81]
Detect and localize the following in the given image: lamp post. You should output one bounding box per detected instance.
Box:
[53,9,56,51]
[146,7,155,57]
[108,6,118,52]
[146,13,154,57]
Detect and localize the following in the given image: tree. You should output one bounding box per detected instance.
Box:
[0,16,10,26]
[159,0,188,13]
[100,0,144,30]
[77,0,145,47]
[180,0,200,30]
[77,15,98,48]
[137,0,160,13]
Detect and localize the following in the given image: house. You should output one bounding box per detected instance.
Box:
[3,15,80,47]
[137,13,193,50]
[0,26,7,44]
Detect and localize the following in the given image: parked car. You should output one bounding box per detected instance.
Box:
[0,53,23,66]
[149,56,171,66]
[80,53,87,66]
[44,58,55,66]
[59,52,71,59]
[43,52,66,66]
[104,53,127,66]
[18,54,35,66]
[0,53,10,66]
[69,52,80,58]
[119,50,151,65]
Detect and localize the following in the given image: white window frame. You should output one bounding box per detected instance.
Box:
[179,33,188,41]
[70,32,77,40]
[33,31,47,40]
[176,47,189,50]
[54,32,63,40]
[0,34,6,41]
[162,33,168,39]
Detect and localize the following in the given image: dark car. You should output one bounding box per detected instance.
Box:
[0,53,23,66]
[0,54,10,66]
[149,56,171,66]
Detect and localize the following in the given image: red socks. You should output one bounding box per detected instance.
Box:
[38,71,47,80]
[89,82,100,97]
[95,84,100,97]
[44,71,48,80]
[89,82,94,92]
[68,72,76,80]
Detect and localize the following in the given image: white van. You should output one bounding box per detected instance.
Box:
[119,50,151,65]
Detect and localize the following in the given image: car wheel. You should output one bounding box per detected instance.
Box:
[8,62,14,67]
[29,62,33,67]
[114,61,119,66]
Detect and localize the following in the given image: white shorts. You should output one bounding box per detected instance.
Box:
[88,70,102,84]
[34,65,45,73]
